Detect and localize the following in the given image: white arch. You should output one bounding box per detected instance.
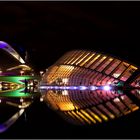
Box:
[0,41,25,64]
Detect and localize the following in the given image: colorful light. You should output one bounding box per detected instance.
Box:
[103,85,111,91]
[0,41,6,48]
[79,86,88,90]
[89,86,97,90]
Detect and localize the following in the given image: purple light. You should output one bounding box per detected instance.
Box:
[0,41,7,48]
[103,85,111,91]
[66,86,70,89]
[54,86,59,89]
[89,86,96,90]
[79,86,87,90]
[39,86,48,89]
[73,86,78,90]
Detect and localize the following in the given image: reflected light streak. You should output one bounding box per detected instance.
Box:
[103,85,111,91]
[39,85,112,91]
[0,41,25,64]
[0,109,24,133]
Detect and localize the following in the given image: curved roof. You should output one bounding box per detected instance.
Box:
[0,41,25,64]
[44,50,140,88]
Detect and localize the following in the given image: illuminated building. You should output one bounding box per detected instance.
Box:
[42,89,139,125]
[42,50,140,88]
[0,41,39,95]
[0,41,40,133]
[41,50,140,125]
[0,96,34,133]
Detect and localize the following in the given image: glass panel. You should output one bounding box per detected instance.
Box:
[90,56,107,70]
[86,108,102,123]
[80,109,96,124]
[91,107,108,121]
[112,62,129,78]
[131,76,140,87]
[76,52,91,66]
[113,97,131,115]
[96,57,113,72]
[71,51,86,65]
[80,53,95,67]
[106,101,122,117]
[85,54,101,68]
[67,51,82,64]
[98,104,115,119]
[105,59,121,75]
[63,51,78,64]
[120,95,139,112]
[120,65,138,81]
[76,110,91,124]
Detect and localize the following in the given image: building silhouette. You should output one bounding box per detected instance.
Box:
[42,50,140,125]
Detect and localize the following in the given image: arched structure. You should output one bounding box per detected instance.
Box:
[0,41,25,64]
[42,50,140,88]
[41,50,140,125]
[42,89,139,125]
[0,41,38,95]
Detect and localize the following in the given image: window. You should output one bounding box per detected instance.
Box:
[96,57,113,72]
[112,62,129,78]
[85,54,101,68]
[90,56,107,70]
[120,65,137,81]
[105,59,121,75]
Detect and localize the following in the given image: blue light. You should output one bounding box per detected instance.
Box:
[89,86,96,90]
[60,87,63,89]
[103,85,111,91]
[39,86,48,89]
[73,86,78,89]
[66,86,70,89]
[54,86,59,89]
[0,41,7,48]
[79,86,88,90]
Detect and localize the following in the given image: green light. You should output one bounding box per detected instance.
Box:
[117,81,124,87]
[0,88,32,97]
[118,90,123,94]
[0,76,39,97]
[0,76,37,85]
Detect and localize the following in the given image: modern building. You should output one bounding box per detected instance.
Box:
[42,50,140,88]
[43,89,139,125]
[42,50,140,125]
[0,41,39,95]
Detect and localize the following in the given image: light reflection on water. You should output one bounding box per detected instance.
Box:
[1,40,140,133]
[40,88,140,125]
[0,86,140,132]
[0,85,40,133]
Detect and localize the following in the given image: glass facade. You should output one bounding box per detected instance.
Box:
[42,50,139,87]
[43,89,139,125]
[41,50,140,125]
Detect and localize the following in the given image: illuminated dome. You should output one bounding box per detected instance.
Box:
[42,50,140,88]
[41,50,140,125]
[0,41,38,97]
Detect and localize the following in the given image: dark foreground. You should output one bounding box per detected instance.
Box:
[0,98,139,139]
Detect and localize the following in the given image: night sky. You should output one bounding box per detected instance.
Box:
[0,2,140,138]
[0,2,140,71]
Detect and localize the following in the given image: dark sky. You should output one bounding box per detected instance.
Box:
[0,2,140,138]
[0,2,140,71]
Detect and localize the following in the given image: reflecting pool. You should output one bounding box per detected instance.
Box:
[0,87,39,133]
[40,88,140,125]
[0,41,140,138]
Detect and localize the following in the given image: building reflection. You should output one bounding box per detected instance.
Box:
[41,89,140,125]
[0,90,37,133]
[40,49,140,125]
[42,50,140,88]
[0,41,40,133]
[1,42,140,131]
